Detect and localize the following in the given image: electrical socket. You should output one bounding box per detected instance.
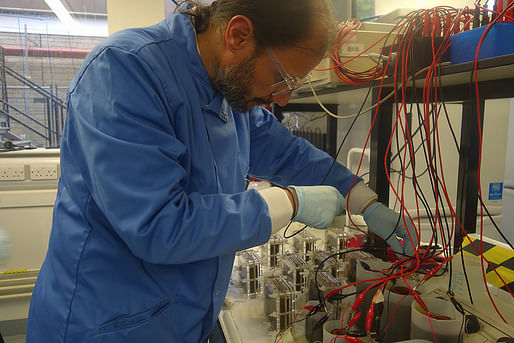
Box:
[0,165,26,181]
[30,164,58,180]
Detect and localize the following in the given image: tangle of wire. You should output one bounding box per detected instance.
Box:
[283,5,514,339]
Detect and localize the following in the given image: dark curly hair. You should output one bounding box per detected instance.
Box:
[182,0,335,53]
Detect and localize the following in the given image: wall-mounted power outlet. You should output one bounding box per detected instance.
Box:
[30,164,58,180]
[0,165,26,181]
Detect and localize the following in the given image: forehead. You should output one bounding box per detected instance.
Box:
[271,44,324,78]
[268,25,328,75]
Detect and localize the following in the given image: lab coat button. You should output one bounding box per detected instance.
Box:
[215,290,220,296]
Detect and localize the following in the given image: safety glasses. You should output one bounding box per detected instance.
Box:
[266,47,311,96]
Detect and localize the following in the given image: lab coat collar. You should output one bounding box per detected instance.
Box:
[165,12,225,115]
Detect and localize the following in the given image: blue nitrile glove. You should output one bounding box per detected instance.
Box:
[289,185,344,229]
[363,202,418,257]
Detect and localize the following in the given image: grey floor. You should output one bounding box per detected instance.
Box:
[4,335,25,343]
[1,319,27,343]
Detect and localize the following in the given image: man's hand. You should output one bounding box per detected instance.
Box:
[288,185,344,229]
[363,202,418,257]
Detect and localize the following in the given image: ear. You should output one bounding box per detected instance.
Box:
[223,15,256,63]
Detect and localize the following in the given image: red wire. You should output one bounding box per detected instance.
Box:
[315,31,388,71]
[427,314,440,343]
[323,19,407,84]
[276,305,313,343]
[381,293,410,333]
[473,2,514,20]
[344,11,412,238]
[321,7,513,331]
[382,22,422,262]
[471,4,514,323]
[398,16,425,254]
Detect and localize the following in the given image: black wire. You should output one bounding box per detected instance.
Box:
[273,328,283,343]
[282,17,405,240]
[307,11,511,336]
[436,11,514,299]
[477,195,513,250]
[437,67,474,303]
[460,245,474,304]
[392,16,442,253]
[415,81,446,255]
[444,100,514,248]
[272,316,311,343]
[456,302,466,343]
[273,295,338,343]
[311,248,452,339]
[327,290,359,301]
[389,106,445,251]
[391,106,442,177]
[283,83,371,238]
[441,95,514,250]
[309,313,330,342]
[313,246,443,312]
[408,59,440,251]
[389,9,470,264]
[466,0,514,245]
[314,248,366,310]
[405,27,454,253]
[430,74,452,260]
[430,23,455,244]
[283,221,305,239]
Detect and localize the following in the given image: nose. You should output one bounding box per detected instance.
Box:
[272,92,292,106]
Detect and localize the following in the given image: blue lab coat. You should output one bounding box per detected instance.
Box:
[26,13,359,343]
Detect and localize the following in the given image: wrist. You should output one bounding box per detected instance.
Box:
[362,199,377,214]
[347,181,378,214]
[284,187,298,219]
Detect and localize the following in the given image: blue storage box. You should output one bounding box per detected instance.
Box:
[450,22,514,64]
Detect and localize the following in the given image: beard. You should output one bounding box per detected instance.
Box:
[211,54,257,113]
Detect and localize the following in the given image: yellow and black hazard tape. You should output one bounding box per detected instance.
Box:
[461,237,514,292]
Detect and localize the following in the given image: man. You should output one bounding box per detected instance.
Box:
[27,1,417,342]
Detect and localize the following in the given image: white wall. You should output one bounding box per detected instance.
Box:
[107,0,165,35]
[0,149,59,323]
[331,97,511,244]
[386,99,510,243]
[375,0,479,16]
[502,99,514,244]
[0,149,59,272]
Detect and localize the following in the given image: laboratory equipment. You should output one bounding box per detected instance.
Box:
[264,275,297,332]
[262,234,287,268]
[236,249,262,297]
[293,231,319,262]
[410,296,464,343]
[281,252,308,293]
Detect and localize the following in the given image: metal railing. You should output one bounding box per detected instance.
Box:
[0,45,66,148]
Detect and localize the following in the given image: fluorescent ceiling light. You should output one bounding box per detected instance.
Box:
[44,0,78,28]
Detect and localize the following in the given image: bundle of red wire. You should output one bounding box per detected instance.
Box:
[283,5,514,343]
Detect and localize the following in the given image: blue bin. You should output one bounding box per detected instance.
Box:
[450,22,514,64]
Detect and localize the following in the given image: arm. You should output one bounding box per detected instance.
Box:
[247,107,377,213]
[63,47,271,264]
[247,106,358,196]
[246,109,417,254]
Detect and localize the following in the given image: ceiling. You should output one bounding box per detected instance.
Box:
[0,0,107,14]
